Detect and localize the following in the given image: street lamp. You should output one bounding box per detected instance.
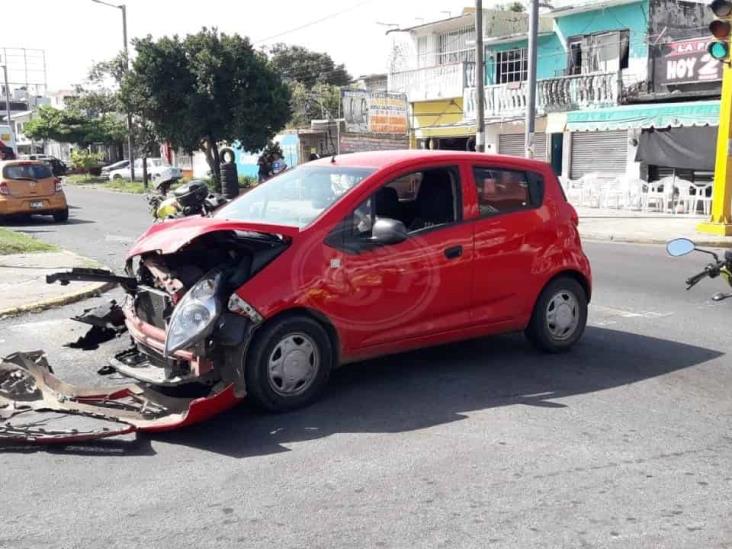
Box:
[91,0,135,181]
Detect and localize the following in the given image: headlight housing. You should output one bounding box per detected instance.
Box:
[164,270,223,357]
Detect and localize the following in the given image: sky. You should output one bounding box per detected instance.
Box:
[1,0,509,92]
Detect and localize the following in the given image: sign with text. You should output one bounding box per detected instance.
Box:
[342,89,408,134]
[658,38,723,86]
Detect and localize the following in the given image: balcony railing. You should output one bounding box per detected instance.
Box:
[463,71,621,121]
[388,62,474,102]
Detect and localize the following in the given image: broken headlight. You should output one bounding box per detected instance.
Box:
[164,270,223,357]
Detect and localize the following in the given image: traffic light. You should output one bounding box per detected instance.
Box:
[709,1,732,61]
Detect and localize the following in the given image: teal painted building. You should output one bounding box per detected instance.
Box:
[473,0,718,182]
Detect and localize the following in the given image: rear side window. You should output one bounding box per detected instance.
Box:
[3,163,53,180]
[472,167,544,217]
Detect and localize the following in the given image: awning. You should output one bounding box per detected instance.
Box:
[566,100,719,132]
[636,126,717,171]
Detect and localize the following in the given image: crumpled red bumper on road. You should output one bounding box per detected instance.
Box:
[0,351,241,444]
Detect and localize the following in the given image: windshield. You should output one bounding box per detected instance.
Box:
[215,165,375,227]
[3,163,53,180]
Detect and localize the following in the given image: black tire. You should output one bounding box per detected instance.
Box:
[220,147,235,164]
[53,208,69,223]
[244,315,334,412]
[525,276,587,353]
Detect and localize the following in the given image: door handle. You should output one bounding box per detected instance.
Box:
[444,245,463,259]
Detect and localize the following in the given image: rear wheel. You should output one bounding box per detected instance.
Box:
[244,315,333,412]
[112,174,123,180]
[526,277,587,353]
[53,208,69,223]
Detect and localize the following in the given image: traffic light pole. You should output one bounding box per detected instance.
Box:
[699,0,732,235]
[698,63,732,235]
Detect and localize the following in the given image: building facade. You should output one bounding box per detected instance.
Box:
[388,0,718,182]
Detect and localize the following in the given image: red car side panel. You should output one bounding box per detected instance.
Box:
[235,154,590,362]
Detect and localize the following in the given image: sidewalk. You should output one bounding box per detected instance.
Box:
[576,207,732,247]
[0,251,112,317]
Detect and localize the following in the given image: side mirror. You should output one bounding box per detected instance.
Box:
[371,218,408,245]
[666,238,696,257]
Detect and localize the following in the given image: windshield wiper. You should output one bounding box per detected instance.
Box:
[13,176,37,182]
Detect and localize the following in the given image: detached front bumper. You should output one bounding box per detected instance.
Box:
[0,351,241,444]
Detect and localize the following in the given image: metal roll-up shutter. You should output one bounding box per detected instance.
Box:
[570,130,627,179]
[498,133,547,160]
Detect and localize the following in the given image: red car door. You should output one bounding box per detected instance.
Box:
[467,162,553,326]
[325,164,475,352]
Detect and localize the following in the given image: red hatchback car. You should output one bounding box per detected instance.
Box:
[118,150,591,412]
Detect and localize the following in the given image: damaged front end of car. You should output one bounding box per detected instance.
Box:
[1,218,294,444]
[117,225,287,393]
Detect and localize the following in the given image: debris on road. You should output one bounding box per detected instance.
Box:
[66,300,127,350]
[0,351,240,444]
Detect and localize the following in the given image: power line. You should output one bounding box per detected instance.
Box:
[254,0,374,44]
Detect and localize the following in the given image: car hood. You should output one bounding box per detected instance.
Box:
[127,215,300,258]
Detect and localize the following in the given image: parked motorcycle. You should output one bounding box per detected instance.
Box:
[667,238,732,300]
[148,167,229,221]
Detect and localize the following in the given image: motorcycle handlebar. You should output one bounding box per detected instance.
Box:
[685,262,725,289]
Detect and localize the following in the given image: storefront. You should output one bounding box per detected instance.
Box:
[564,100,720,180]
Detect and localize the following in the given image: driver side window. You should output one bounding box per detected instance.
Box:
[348,166,461,240]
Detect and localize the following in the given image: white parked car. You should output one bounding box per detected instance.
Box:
[101,159,130,176]
[108,158,181,181]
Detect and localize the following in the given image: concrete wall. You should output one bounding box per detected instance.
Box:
[339,133,408,154]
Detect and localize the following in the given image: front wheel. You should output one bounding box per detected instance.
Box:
[525,277,587,353]
[244,315,334,412]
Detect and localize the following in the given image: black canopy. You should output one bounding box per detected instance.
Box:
[636,126,716,171]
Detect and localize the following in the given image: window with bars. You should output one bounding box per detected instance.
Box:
[567,30,629,75]
[437,27,476,65]
[495,48,528,84]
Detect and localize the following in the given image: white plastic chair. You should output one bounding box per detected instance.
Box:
[601,176,627,209]
[643,178,675,213]
[689,183,712,215]
[560,176,584,206]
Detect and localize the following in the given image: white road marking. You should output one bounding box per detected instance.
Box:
[105,234,135,243]
[590,305,671,326]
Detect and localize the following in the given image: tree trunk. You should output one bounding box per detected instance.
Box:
[211,140,222,193]
[142,156,149,189]
[202,138,221,189]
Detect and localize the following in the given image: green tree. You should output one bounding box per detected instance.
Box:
[498,1,525,12]
[70,149,104,174]
[288,81,341,128]
[268,43,351,88]
[121,28,291,188]
[24,105,125,147]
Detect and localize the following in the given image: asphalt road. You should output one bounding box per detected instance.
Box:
[1,186,731,548]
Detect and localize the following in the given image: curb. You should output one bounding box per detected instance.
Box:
[0,250,117,318]
[0,281,116,318]
[581,233,732,248]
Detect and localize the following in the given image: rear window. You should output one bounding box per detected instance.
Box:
[472,167,544,217]
[3,163,53,180]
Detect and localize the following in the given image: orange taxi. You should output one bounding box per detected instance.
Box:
[0,159,68,222]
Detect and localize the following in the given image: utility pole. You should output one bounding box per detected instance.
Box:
[525,0,539,159]
[2,64,14,147]
[474,0,485,152]
[92,0,135,183]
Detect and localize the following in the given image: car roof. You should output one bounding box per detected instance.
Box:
[0,159,50,167]
[308,149,552,172]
